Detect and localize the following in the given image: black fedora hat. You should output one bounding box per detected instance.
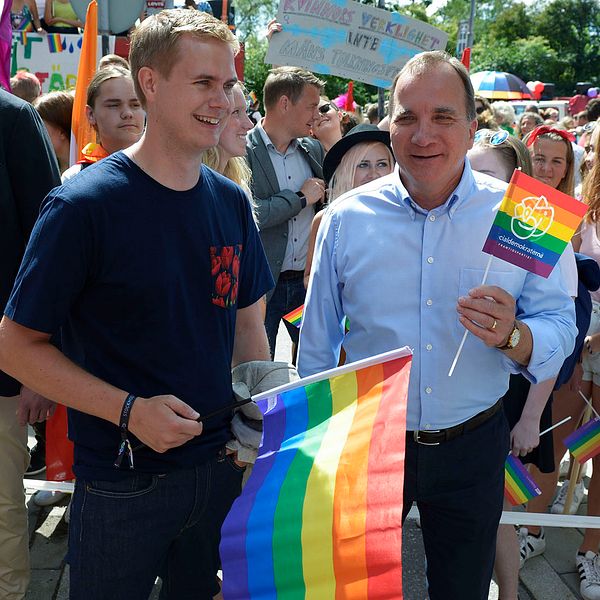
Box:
[323,124,391,185]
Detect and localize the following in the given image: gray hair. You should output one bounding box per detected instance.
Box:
[389,50,476,121]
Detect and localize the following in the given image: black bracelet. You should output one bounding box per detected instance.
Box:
[114,393,137,469]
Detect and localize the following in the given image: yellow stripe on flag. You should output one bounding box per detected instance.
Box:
[302,372,358,599]
[500,197,578,243]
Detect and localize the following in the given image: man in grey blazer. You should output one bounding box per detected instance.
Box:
[246,67,326,357]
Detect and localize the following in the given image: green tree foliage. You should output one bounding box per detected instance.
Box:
[431,0,599,95]
[470,36,563,86]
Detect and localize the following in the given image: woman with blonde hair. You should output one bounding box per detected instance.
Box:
[304,124,394,287]
[202,82,253,197]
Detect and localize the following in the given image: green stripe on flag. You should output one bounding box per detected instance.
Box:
[272,379,333,598]
[493,212,568,254]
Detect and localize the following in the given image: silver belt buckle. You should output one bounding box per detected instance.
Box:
[413,429,441,446]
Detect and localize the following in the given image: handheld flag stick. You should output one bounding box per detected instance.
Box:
[539,416,572,437]
[579,390,600,420]
[448,254,493,376]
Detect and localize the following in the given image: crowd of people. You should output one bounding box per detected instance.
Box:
[1,4,600,600]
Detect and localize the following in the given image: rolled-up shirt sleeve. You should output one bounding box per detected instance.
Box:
[501,265,576,384]
[298,210,346,377]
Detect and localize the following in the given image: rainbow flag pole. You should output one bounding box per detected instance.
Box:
[449,169,587,377]
[220,347,412,599]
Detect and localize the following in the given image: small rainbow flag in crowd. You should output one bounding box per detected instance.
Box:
[563,417,600,464]
[283,304,303,328]
[20,31,28,46]
[504,454,542,506]
[220,348,412,599]
[14,17,34,32]
[482,170,586,278]
[47,33,64,53]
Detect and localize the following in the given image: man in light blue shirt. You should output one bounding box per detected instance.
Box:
[298,51,576,600]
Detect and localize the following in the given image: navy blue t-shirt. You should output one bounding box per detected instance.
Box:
[6,152,274,479]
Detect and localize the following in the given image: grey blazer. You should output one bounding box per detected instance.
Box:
[246,127,324,286]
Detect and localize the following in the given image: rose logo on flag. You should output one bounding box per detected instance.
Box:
[511,195,554,241]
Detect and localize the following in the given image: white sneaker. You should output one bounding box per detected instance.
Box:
[551,479,586,514]
[577,551,600,600]
[33,490,68,507]
[519,527,546,568]
[559,459,588,480]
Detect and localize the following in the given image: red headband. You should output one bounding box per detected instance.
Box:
[526,125,575,147]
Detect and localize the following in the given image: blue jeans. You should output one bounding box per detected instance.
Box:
[403,408,509,600]
[264,273,306,358]
[68,452,244,600]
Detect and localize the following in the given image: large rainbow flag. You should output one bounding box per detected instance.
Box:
[220,347,412,599]
[482,170,586,278]
[504,454,542,506]
[564,417,600,464]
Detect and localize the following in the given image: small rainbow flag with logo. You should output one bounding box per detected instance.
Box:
[563,417,600,464]
[220,348,411,599]
[504,454,542,506]
[482,170,586,278]
[47,34,64,53]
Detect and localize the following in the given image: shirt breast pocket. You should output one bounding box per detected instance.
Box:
[210,244,243,309]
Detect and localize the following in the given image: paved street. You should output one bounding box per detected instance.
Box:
[23,323,589,598]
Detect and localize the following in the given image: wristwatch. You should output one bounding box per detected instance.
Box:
[497,321,521,351]
[296,191,307,208]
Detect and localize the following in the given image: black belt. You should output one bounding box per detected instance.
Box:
[408,399,502,445]
[279,270,304,280]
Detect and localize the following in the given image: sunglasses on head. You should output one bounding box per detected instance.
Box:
[474,129,509,146]
[318,103,337,115]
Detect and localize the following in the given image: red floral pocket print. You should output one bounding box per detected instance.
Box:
[210,245,242,308]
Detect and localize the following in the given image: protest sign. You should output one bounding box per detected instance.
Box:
[10,32,114,93]
[265,0,448,88]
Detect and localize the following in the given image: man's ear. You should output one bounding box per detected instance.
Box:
[278,94,290,113]
[137,66,159,105]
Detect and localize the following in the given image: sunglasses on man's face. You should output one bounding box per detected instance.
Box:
[318,103,337,115]
[476,105,485,114]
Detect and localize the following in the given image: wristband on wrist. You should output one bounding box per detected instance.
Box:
[114,393,137,469]
[296,191,307,209]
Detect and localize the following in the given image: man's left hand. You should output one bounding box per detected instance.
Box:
[457,285,516,347]
[17,387,56,426]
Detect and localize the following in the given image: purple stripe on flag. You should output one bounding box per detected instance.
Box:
[220,395,287,599]
[482,239,553,278]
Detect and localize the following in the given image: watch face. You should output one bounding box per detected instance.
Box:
[509,327,521,348]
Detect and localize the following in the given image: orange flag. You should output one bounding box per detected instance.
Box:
[70,0,98,165]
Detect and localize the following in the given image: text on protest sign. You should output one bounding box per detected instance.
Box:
[265,0,448,88]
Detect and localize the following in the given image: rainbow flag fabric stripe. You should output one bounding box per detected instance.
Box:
[47,34,64,53]
[504,454,542,506]
[482,170,586,278]
[220,348,412,599]
[563,417,600,464]
[283,304,303,328]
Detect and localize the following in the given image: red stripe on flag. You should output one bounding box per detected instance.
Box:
[511,171,587,217]
[365,356,410,597]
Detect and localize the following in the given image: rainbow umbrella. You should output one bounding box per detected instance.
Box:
[470,71,532,101]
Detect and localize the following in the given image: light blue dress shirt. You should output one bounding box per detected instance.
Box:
[256,123,314,271]
[297,161,576,431]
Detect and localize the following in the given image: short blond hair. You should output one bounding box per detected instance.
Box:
[129,8,239,107]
